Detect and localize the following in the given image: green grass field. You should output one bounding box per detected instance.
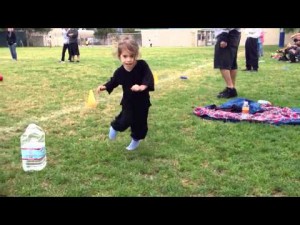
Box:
[0,45,299,196]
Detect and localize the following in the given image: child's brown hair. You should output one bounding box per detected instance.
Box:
[117,36,140,59]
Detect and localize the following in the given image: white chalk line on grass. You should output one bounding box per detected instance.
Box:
[156,62,213,85]
[0,105,82,137]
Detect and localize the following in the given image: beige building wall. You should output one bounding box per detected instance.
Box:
[47,28,63,46]
[141,28,296,47]
[142,29,198,47]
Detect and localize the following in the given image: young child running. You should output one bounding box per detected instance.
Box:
[96,36,155,150]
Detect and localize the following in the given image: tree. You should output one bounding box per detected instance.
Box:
[94,28,116,38]
[284,28,300,33]
[94,28,139,38]
[19,28,52,46]
[123,28,137,33]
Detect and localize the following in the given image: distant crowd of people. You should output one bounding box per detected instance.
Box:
[6,28,17,61]
[4,28,81,63]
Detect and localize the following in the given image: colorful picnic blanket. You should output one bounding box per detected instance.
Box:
[193,98,300,125]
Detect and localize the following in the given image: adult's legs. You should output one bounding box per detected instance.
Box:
[220,69,234,88]
[61,44,68,61]
[215,30,240,98]
[245,37,259,70]
[8,44,17,60]
[73,43,80,62]
[230,69,237,87]
[245,38,251,70]
[67,44,71,61]
[69,43,75,62]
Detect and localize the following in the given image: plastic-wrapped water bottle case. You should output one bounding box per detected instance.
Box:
[20,123,47,172]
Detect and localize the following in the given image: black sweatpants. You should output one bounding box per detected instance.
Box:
[245,37,259,70]
[111,105,150,140]
[61,43,71,61]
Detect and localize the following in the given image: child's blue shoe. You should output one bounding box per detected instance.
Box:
[126,139,140,151]
[109,126,117,140]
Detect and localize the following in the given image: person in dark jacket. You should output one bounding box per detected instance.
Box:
[67,28,80,62]
[96,36,154,151]
[6,28,17,60]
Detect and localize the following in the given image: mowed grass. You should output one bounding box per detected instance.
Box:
[0,45,299,196]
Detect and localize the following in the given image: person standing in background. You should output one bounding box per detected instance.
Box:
[6,28,17,61]
[242,28,262,72]
[60,28,71,63]
[67,28,80,62]
[258,30,265,57]
[214,28,241,98]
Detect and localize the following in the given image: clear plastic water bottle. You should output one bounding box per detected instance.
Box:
[20,123,47,172]
[257,100,271,105]
[241,101,249,120]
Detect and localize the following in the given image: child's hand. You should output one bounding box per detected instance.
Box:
[131,84,147,92]
[131,84,140,92]
[96,85,106,93]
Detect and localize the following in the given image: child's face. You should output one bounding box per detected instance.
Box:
[119,49,137,71]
